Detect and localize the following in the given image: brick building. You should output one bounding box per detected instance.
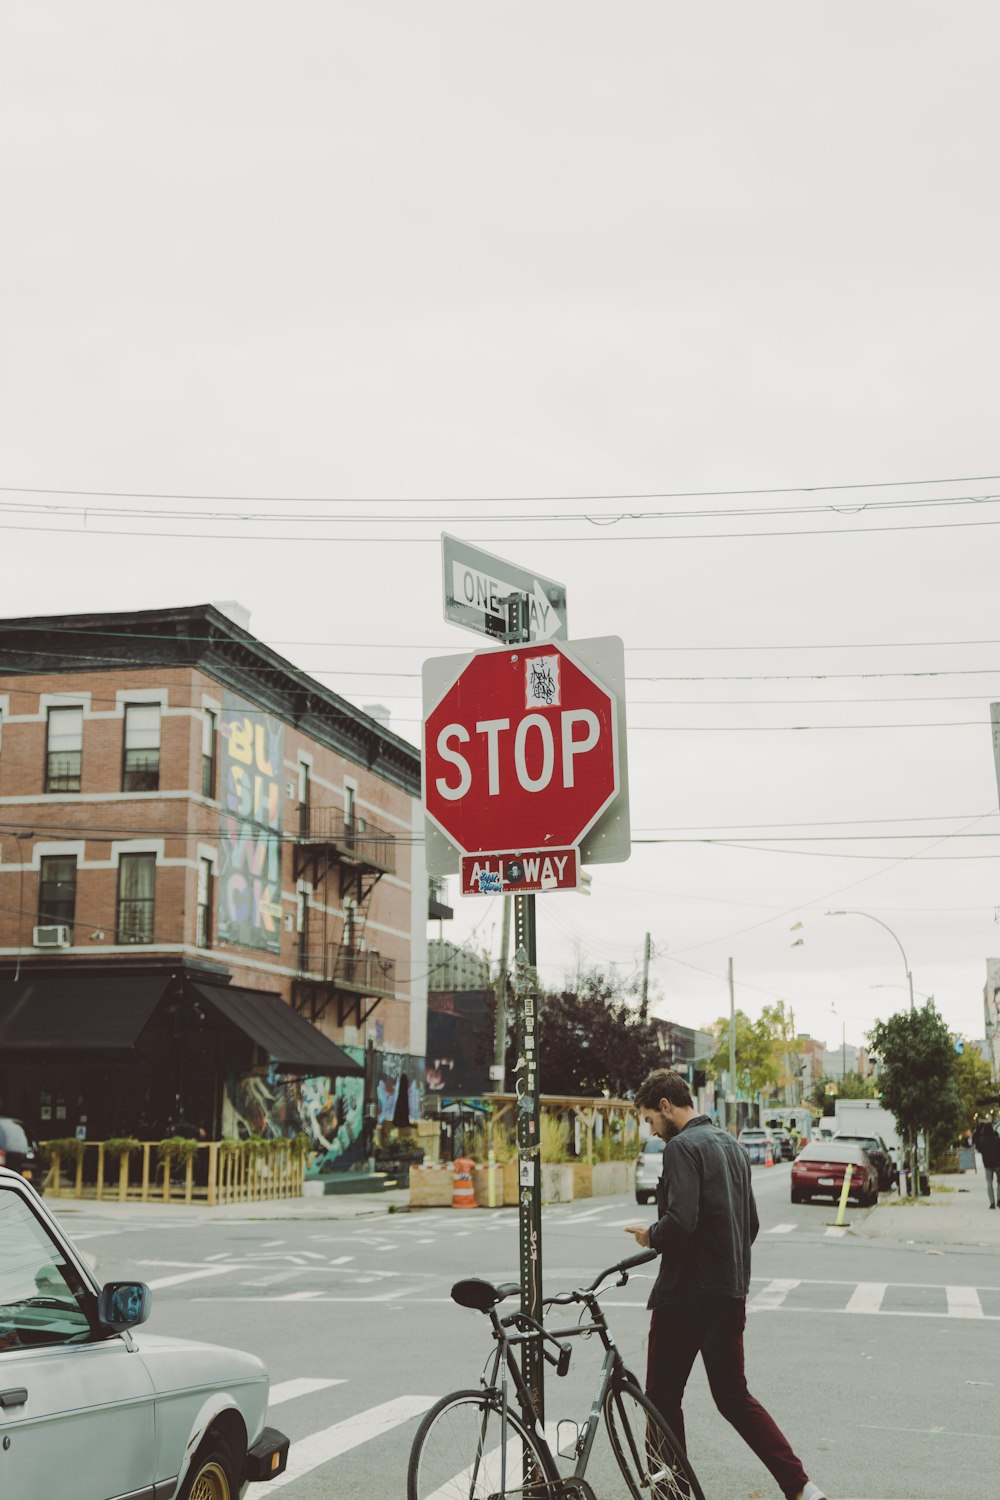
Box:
[0,604,428,1160]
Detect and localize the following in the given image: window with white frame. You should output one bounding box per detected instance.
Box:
[196,857,213,947]
[46,707,83,793]
[201,709,217,799]
[117,853,156,943]
[122,704,161,792]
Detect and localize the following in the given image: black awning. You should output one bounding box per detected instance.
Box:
[0,974,169,1053]
[192,983,364,1076]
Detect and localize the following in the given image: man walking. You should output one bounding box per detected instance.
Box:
[973,1119,1000,1208]
[624,1068,826,1500]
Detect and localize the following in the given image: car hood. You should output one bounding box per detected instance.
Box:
[133,1332,268,1393]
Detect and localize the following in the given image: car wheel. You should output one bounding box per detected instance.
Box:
[178,1436,239,1500]
[790,1190,801,1204]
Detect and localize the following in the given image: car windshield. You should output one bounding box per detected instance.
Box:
[836,1136,879,1151]
[798,1142,866,1163]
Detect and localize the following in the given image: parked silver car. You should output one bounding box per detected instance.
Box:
[0,1167,288,1499]
[634,1136,665,1204]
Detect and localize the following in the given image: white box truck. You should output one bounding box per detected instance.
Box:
[833,1098,903,1160]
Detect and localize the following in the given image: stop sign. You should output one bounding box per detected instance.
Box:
[423,641,619,855]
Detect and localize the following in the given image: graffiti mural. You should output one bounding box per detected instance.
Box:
[222,1049,426,1172]
[218,692,284,952]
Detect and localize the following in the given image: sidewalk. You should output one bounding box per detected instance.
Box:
[851,1170,1000,1252]
[48,1184,414,1225]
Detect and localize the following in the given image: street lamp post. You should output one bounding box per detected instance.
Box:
[826,910,915,1011]
[826,908,919,1192]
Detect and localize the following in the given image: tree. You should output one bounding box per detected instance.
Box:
[706,1009,780,1099]
[511,966,664,1097]
[952,1044,994,1129]
[868,1001,962,1193]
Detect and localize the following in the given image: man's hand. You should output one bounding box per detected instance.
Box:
[623,1223,651,1248]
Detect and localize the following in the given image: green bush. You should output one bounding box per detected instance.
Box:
[156,1136,199,1168]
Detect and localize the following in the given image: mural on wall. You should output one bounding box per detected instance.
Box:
[218,692,284,953]
[222,1048,426,1172]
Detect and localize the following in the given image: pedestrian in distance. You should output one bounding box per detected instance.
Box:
[624,1068,827,1500]
[972,1119,1000,1209]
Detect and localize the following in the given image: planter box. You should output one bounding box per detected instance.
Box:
[571,1162,593,1199]
[409,1165,453,1207]
[592,1161,630,1197]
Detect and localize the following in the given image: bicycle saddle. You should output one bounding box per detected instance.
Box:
[451,1278,523,1313]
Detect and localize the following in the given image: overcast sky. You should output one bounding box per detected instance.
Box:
[3,3,1000,1050]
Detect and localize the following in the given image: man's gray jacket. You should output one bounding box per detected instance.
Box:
[647,1115,759,1308]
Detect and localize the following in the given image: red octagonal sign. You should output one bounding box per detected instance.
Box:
[423,641,619,856]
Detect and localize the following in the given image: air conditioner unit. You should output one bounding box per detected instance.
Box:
[33,924,72,949]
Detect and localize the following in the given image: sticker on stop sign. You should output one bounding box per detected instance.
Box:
[422,639,622,861]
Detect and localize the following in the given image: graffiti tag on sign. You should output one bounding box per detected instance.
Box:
[218,692,284,953]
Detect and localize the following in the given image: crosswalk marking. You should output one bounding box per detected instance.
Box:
[258,1394,436,1491]
[764,1222,796,1234]
[946,1285,984,1319]
[146,1265,237,1290]
[269,1377,346,1406]
[748,1278,799,1312]
[845,1282,886,1315]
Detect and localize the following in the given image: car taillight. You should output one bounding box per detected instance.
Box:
[0,1149,6,1166]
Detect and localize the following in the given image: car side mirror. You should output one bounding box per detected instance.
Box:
[98,1281,152,1330]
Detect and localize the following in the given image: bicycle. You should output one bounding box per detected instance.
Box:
[406,1248,705,1500]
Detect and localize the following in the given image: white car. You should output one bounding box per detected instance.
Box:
[0,1166,288,1499]
[634,1136,665,1204]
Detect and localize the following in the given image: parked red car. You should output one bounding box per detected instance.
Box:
[790,1140,879,1206]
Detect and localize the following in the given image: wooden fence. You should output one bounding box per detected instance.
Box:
[41,1140,307,1206]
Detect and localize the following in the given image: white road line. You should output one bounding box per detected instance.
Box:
[748,1278,799,1312]
[824,1226,848,1238]
[256,1395,437,1491]
[947,1285,984,1319]
[147,1266,238,1290]
[260,1239,285,1248]
[559,1207,611,1224]
[845,1282,887,1315]
[205,1252,230,1261]
[329,1254,354,1265]
[268,1377,346,1406]
[764,1223,796,1234]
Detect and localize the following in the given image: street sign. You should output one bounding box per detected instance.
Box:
[423,636,629,877]
[423,639,619,864]
[442,533,568,643]
[461,847,579,896]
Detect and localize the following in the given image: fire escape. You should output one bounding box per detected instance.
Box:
[290,800,397,1027]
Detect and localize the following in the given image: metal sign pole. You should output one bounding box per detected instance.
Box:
[514,905,543,1429]
[507,585,544,1434]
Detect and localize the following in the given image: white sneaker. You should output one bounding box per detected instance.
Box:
[799,1484,828,1500]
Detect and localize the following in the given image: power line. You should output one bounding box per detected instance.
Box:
[2,469,997,503]
[3,488,1000,526]
[6,514,1000,545]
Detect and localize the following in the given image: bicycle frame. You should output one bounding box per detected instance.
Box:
[482,1283,641,1491]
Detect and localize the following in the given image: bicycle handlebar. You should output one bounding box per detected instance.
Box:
[543,1248,658,1309]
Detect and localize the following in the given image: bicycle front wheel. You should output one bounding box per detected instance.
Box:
[407,1389,558,1500]
[604,1381,705,1500]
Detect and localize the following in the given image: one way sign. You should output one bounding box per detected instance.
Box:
[442,533,567,643]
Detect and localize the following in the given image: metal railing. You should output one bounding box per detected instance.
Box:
[294,943,396,996]
[295,806,396,874]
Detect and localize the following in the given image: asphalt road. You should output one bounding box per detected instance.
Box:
[56,1165,999,1499]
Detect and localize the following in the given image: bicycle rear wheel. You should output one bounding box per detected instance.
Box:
[603,1381,705,1500]
[407,1389,558,1499]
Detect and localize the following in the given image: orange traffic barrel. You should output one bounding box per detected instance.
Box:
[764,1140,775,1167]
[452,1156,477,1209]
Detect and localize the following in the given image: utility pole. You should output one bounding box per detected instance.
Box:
[640,932,652,1013]
[728,956,737,1135]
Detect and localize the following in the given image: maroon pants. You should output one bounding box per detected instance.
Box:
[646,1296,808,1500]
